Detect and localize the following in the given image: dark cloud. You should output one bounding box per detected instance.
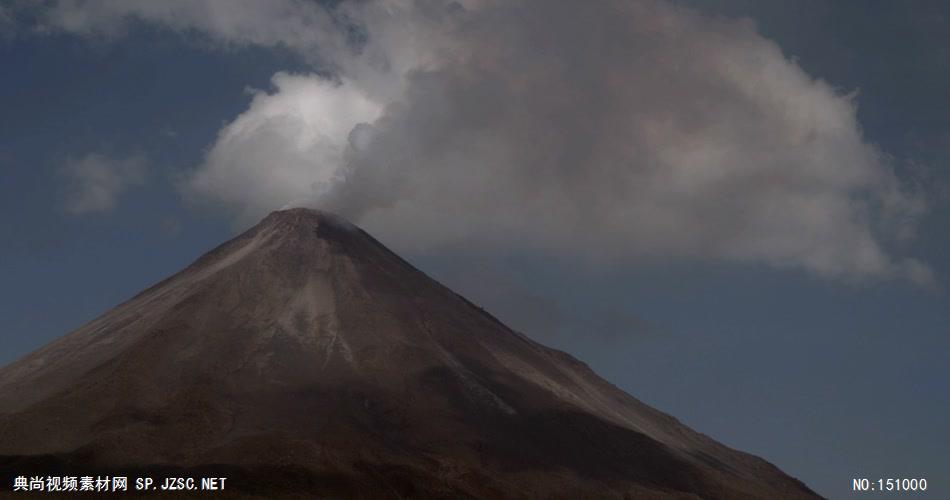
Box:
[327,0,930,284]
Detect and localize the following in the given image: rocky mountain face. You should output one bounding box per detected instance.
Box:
[0,208,820,499]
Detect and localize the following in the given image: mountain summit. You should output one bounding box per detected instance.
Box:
[0,208,819,498]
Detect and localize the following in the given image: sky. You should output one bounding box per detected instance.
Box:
[1,1,948,497]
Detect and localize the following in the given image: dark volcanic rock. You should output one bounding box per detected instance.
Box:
[0,208,820,499]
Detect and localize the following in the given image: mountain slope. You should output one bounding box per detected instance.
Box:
[0,208,819,499]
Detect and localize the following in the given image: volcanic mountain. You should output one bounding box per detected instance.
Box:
[0,208,819,499]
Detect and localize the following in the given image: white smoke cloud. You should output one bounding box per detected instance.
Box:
[36,0,932,284]
[61,153,148,214]
[184,72,382,223]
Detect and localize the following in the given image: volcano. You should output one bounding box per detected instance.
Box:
[0,208,819,498]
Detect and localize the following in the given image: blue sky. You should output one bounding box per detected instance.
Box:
[2,2,949,498]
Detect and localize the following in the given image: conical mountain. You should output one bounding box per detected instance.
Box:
[0,208,819,499]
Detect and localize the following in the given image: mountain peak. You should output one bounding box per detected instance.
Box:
[192,206,381,273]
[256,207,357,241]
[262,206,346,227]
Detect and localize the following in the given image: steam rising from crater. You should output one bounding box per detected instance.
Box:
[42,0,931,283]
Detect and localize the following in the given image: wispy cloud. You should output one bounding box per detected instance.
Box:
[61,153,148,215]
[0,5,15,39]
[37,0,346,60]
